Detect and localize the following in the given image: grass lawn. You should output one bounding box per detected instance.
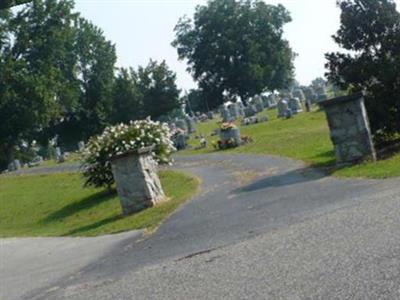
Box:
[0,170,199,237]
[183,107,400,179]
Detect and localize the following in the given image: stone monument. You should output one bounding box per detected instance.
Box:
[293,89,305,102]
[111,146,166,215]
[175,119,188,132]
[219,126,241,147]
[220,107,231,122]
[319,93,376,165]
[228,103,241,120]
[244,105,257,117]
[288,98,303,114]
[277,99,290,118]
[185,117,196,134]
[253,95,264,113]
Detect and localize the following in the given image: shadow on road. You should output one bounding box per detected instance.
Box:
[234,166,326,194]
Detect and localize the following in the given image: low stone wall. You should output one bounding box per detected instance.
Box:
[320,93,376,165]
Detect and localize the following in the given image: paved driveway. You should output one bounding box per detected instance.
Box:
[1,154,399,299]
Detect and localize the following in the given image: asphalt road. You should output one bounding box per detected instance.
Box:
[1,153,399,299]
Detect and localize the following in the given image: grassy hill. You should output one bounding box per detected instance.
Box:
[183,108,400,179]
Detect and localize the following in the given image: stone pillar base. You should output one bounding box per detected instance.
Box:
[111,149,166,215]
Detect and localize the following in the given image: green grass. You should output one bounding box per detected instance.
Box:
[0,170,199,237]
[183,107,400,179]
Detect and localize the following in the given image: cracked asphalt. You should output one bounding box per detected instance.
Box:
[1,153,399,299]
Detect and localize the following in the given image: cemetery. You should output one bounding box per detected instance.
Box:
[1,0,400,298]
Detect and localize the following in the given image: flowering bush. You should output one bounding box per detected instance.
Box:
[81,118,175,188]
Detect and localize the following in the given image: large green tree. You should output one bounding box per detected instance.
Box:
[0,0,78,165]
[0,0,117,168]
[326,0,400,137]
[172,0,294,107]
[111,61,181,123]
[136,60,181,121]
[31,11,116,148]
[111,67,143,124]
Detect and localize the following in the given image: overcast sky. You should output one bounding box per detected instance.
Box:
[73,0,400,91]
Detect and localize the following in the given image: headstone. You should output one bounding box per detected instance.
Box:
[207,111,214,120]
[293,89,305,102]
[55,147,65,163]
[78,141,85,151]
[228,103,241,120]
[244,105,257,117]
[185,117,196,134]
[319,93,376,165]
[175,119,187,132]
[219,127,241,147]
[277,99,290,118]
[315,86,328,102]
[8,159,21,172]
[242,115,267,126]
[111,147,166,215]
[304,87,317,103]
[173,133,188,151]
[266,94,278,109]
[221,107,232,122]
[13,159,21,170]
[236,102,245,116]
[253,95,264,113]
[28,156,43,168]
[288,98,303,114]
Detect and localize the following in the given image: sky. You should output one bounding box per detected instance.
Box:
[73,0,400,91]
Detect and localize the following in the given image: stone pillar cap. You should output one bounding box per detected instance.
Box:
[319,92,364,108]
[110,145,155,162]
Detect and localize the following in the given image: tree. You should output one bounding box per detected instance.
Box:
[184,89,207,115]
[0,0,32,9]
[172,0,294,108]
[49,17,117,148]
[111,68,143,124]
[0,0,78,165]
[326,0,400,137]
[136,60,181,120]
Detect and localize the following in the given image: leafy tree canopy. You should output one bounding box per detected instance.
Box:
[111,60,181,123]
[172,0,294,107]
[326,0,400,136]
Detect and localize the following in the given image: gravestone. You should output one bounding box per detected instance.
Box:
[293,89,305,102]
[319,93,376,165]
[220,107,232,122]
[277,99,290,118]
[185,117,196,133]
[304,87,317,103]
[253,96,264,113]
[315,86,328,102]
[219,127,241,147]
[175,119,187,132]
[288,98,303,114]
[78,141,85,151]
[111,147,166,215]
[228,103,241,120]
[244,105,257,117]
[265,94,278,109]
[8,159,21,171]
[236,102,245,116]
[55,147,65,163]
[207,111,214,120]
[172,132,189,151]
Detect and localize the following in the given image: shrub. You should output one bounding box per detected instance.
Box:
[81,118,175,188]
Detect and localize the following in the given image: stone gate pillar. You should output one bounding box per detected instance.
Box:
[111,146,166,215]
[319,93,376,165]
